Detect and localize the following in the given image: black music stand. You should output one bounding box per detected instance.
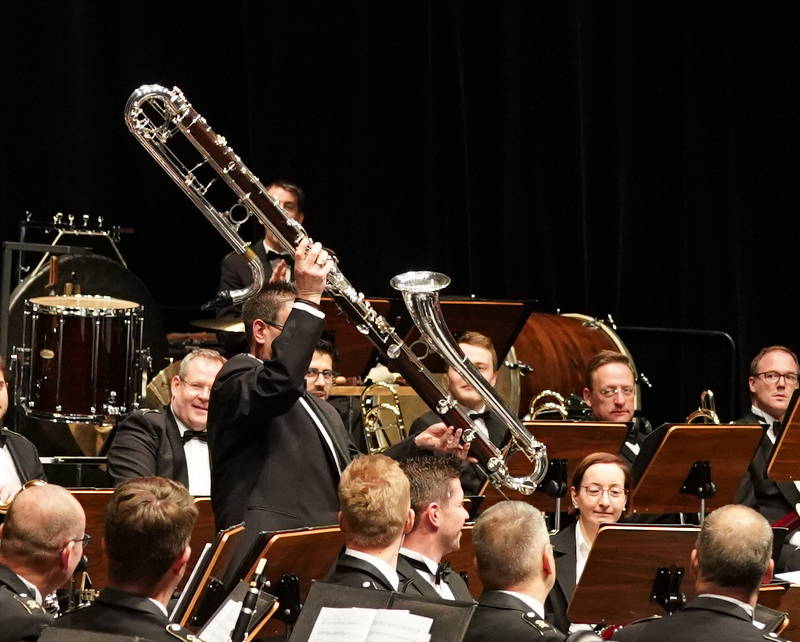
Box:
[629,423,762,521]
[567,523,700,626]
[288,582,476,642]
[768,388,800,482]
[479,422,629,524]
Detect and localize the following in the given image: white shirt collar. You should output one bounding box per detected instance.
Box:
[15,572,43,604]
[147,597,169,617]
[750,405,780,443]
[344,548,400,591]
[399,547,438,575]
[697,593,753,619]
[498,590,546,619]
[575,520,592,583]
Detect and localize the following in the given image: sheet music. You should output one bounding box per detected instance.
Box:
[308,607,432,642]
[775,570,800,584]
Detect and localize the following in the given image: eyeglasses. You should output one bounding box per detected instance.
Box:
[67,533,92,548]
[267,321,284,331]
[754,371,800,386]
[180,378,212,396]
[305,368,335,382]
[597,386,635,399]
[581,485,627,500]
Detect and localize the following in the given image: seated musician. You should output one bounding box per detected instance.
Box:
[409,330,509,495]
[582,350,652,463]
[55,477,197,641]
[546,452,631,633]
[611,504,785,642]
[465,501,572,642]
[398,456,472,601]
[207,243,468,548]
[305,339,336,402]
[1,356,46,509]
[326,454,414,591]
[106,348,226,496]
[734,345,800,571]
[0,483,86,640]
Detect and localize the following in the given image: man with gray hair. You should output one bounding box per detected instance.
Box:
[465,501,567,641]
[0,483,86,639]
[107,348,226,495]
[612,504,781,641]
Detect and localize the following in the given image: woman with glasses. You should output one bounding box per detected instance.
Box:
[545,451,631,633]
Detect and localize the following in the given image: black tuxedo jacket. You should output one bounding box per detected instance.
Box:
[410,409,508,496]
[56,587,194,641]
[1,428,46,483]
[545,522,577,633]
[325,553,395,591]
[396,553,473,602]
[465,591,566,642]
[0,563,52,642]
[105,406,190,489]
[733,411,800,570]
[612,596,785,642]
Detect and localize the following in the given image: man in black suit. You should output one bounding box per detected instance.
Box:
[733,345,800,570]
[106,348,226,496]
[55,477,197,641]
[465,501,567,641]
[326,454,414,591]
[409,331,509,495]
[612,504,784,641]
[0,483,86,640]
[398,456,472,601]
[1,356,46,508]
[208,240,465,539]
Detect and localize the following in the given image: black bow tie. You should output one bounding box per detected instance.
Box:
[265,250,293,264]
[182,430,208,444]
[469,411,490,422]
[404,555,451,585]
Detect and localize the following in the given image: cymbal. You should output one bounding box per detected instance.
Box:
[191,317,245,333]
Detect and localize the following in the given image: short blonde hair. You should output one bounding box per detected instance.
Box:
[338,454,410,548]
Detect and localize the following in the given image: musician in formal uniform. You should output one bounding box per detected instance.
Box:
[208,241,467,545]
[410,331,509,495]
[398,456,472,601]
[0,483,86,640]
[306,339,336,401]
[612,504,783,642]
[582,350,652,463]
[326,454,414,591]
[734,345,800,570]
[55,477,198,641]
[106,348,226,496]
[465,501,568,642]
[1,356,46,508]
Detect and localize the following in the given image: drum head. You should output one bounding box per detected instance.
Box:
[28,294,141,313]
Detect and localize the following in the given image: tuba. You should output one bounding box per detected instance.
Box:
[686,390,720,424]
[360,382,406,454]
[124,84,548,493]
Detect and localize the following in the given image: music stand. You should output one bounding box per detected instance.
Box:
[289,582,476,642]
[759,582,800,641]
[69,489,113,588]
[768,388,800,481]
[479,422,629,518]
[567,523,700,626]
[629,424,762,520]
[320,297,391,377]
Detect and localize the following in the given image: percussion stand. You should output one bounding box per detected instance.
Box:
[0,241,92,365]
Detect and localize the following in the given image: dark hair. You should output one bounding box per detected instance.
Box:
[585,350,634,389]
[315,338,338,367]
[105,477,198,589]
[242,282,297,344]
[268,179,306,213]
[401,456,463,531]
[570,451,632,516]
[749,346,799,376]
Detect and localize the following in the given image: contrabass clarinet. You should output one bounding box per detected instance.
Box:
[124,84,548,493]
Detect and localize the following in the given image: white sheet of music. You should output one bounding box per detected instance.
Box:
[308,607,432,642]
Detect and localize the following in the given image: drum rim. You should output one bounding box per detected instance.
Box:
[27,294,142,314]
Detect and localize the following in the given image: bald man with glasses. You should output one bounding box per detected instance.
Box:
[735,345,800,571]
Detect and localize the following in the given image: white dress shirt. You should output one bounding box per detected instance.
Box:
[400,547,455,600]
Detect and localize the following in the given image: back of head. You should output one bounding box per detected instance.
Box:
[401,456,462,530]
[105,477,198,590]
[242,282,297,344]
[473,501,549,591]
[338,454,410,549]
[696,504,772,594]
[1,483,84,572]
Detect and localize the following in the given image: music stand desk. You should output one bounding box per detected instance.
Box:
[568,523,700,626]
[480,422,628,512]
[769,388,800,480]
[630,424,762,515]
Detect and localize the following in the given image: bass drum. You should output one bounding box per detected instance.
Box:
[498,312,638,417]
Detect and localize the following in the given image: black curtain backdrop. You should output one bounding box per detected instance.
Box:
[1,2,796,425]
